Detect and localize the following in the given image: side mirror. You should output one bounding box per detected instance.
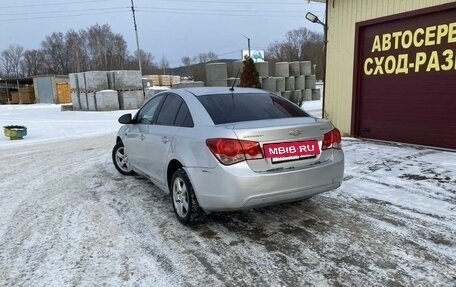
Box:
[118,113,133,124]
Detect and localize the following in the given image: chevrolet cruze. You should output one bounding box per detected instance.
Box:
[112,87,344,225]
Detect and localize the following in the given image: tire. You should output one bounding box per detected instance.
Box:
[112,141,135,175]
[170,168,205,225]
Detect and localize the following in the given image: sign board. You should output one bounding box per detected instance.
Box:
[242,50,265,62]
[354,4,456,149]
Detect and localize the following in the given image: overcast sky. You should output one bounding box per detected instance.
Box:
[0,0,326,67]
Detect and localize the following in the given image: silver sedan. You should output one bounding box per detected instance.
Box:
[112,87,344,225]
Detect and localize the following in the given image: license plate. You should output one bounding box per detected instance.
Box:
[263,140,320,163]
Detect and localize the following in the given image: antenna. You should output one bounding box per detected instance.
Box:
[229,68,241,91]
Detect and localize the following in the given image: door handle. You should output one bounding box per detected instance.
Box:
[140,134,145,140]
[161,136,170,143]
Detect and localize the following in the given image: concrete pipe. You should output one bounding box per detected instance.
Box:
[300,61,312,76]
[275,62,290,77]
[291,90,302,105]
[206,63,228,82]
[295,75,305,90]
[274,77,286,92]
[227,77,239,88]
[255,62,269,78]
[262,77,276,92]
[312,89,321,101]
[233,60,244,77]
[281,91,292,100]
[289,61,300,76]
[305,75,317,89]
[303,89,312,101]
[285,77,295,91]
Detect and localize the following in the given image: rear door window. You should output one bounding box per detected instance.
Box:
[197,93,310,124]
[156,93,185,126]
[174,101,194,127]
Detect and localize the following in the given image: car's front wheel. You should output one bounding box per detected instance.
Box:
[170,168,205,225]
[112,141,135,175]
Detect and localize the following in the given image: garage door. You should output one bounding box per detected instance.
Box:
[354,4,456,149]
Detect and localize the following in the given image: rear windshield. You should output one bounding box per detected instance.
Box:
[197,93,310,124]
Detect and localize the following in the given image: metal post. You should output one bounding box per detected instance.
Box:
[241,34,251,58]
[131,0,142,75]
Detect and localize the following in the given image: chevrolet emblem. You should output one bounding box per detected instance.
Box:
[289,129,303,136]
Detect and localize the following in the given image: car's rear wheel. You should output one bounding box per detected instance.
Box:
[171,168,205,225]
[112,141,135,175]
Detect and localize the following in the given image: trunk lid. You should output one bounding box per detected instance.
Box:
[226,118,334,172]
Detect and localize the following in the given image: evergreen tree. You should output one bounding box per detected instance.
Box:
[240,56,260,88]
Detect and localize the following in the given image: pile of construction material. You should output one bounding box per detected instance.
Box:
[69,70,143,111]
[206,61,321,105]
[142,75,182,88]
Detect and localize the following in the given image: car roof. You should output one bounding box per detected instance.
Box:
[174,87,270,97]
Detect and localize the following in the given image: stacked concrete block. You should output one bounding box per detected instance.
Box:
[71,92,81,111]
[285,77,295,91]
[206,63,228,87]
[312,89,321,101]
[69,73,81,110]
[289,62,300,76]
[303,89,312,101]
[274,77,286,92]
[79,92,89,110]
[295,75,306,90]
[255,62,269,78]
[305,75,317,89]
[77,73,86,92]
[300,61,312,76]
[145,87,169,101]
[262,77,276,92]
[84,71,109,91]
[87,92,97,111]
[275,62,290,77]
[69,73,79,91]
[118,90,144,110]
[111,70,142,90]
[95,90,119,111]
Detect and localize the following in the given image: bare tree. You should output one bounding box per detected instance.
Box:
[65,29,87,73]
[86,24,110,70]
[0,50,12,77]
[181,56,191,76]
[110,34,128,70]
[41,32,68,74]
[159,55,169,75]
[265,27,324,79]
[21,49,45,76]
[1,45,24,77]
[195,51,218,64]
[2,24,158,76]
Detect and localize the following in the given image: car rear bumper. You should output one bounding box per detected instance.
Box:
[186,151,344,211]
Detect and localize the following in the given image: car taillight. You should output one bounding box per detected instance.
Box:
[322,128,342,150]
[206,138,264,165]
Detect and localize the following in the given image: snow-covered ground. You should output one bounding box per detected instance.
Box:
[0,103,455,286]
[0,104,135,148]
